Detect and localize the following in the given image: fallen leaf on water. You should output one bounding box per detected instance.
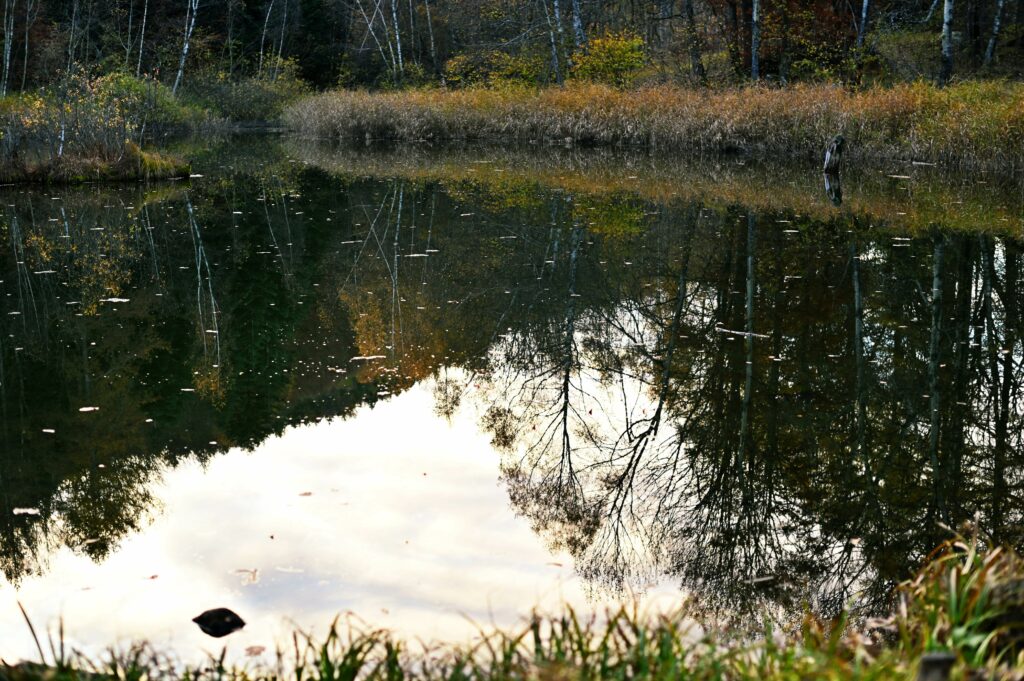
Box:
[298,492,312,497]
[234,568,260,584]
[245,646,266,657]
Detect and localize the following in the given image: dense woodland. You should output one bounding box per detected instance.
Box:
[0,0,1023,94]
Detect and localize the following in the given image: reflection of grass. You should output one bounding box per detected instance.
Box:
[287,143,1024,236]
[284,82,1024,172]
[7,535,1024,679]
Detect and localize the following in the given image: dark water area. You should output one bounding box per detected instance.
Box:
[1,137,1022,659]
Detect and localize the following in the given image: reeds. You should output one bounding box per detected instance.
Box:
[5,535,1024,680]
[283,81,1024,172]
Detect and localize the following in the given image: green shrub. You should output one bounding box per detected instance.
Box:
[571,32,646,87]
[444,50,545,87]
[92,71,208,128]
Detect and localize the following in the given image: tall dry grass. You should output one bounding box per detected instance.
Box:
[284,81,1024,171]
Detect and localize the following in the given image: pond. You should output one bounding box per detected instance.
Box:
[1,136,1022,662]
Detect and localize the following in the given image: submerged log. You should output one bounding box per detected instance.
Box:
[823,134,846,172]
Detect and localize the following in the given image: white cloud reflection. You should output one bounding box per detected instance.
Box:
[1,381,683,664]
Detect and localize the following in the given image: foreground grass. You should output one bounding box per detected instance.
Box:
[284,81,1024,172]
[4,536,1024,680]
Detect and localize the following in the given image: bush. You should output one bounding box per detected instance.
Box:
[571,32,646,87]
[0,70,191,182]
[444,50,546,87]
[92,71,209,128]
[183,58,310,122]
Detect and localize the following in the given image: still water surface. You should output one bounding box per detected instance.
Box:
[1,138,1022,661]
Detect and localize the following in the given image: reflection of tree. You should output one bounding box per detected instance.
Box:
[486,203,1024,622]
[2,146,1024,630]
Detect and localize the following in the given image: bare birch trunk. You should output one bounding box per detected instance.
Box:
[857,0,870,48]
[542,0,563,84]
[751,0,761,80]
[173,0,200,94]
[135,0,147,76]
[273,0,288,80]
[423,0,437,75]
[985,0,1007,65]
[21,0,36,89]
[390,0,404,76]
[258,0,275,78]
[570,0,584,48]
[939,0,955,86]
[2,0,17,97]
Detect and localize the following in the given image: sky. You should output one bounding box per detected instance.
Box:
[0,380,685,665]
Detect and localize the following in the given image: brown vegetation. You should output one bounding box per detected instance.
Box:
[284,81,1024,172]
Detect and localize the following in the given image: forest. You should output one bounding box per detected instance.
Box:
[1,0,1022,91]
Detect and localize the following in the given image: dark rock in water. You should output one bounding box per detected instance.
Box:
[192,608,246,638]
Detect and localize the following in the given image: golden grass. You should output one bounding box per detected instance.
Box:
[284,81,1024,172]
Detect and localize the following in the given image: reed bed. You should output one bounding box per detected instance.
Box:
[283,81,1024,172]
[4,535,1024,680]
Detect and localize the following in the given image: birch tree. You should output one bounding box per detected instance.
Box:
[258,0,275,77]
[1,0,17,97]
[135,0,147,76]
[570,0,585,48]
[21,0,38,89]
[857,0,870,48]
[751,0,761,80]
[984,0,1007,65]
[173,0,200,93]
[390,0,403,76]
[939,0,954,86]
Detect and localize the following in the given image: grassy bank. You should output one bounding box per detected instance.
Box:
[5,536,1024,680]
[284,81,1024,172]
[0,142,191,184]
[0,74,196,184]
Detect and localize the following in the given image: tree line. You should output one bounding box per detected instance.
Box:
[0,0,1020,94]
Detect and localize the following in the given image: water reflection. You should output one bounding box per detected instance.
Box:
[1,139,1022,657]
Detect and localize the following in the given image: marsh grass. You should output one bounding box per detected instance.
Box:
[4,535,1024,680]
[284,82,1024,172]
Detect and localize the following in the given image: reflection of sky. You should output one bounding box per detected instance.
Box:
[0,380,683,664]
